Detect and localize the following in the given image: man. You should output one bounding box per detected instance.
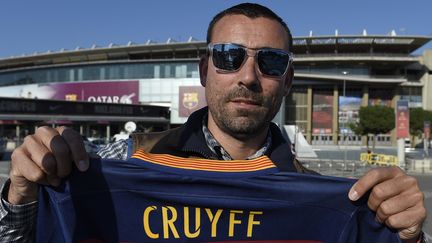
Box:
[0,3,427,242]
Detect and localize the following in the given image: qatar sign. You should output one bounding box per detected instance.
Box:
[396,100,409,138]
[0,80,139,104]
[46,81,139,104]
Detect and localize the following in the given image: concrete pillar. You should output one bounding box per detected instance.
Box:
[15,125,20,146]
[391,88,400,146]
[306,86,313,143]
[361,85,369,146]
[333,85,339,145]
[397,138,406,168]
[106,125,111,143]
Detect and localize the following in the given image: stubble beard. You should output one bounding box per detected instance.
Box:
[208,87,282,139]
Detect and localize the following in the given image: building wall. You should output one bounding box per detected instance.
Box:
[422,50,432,110]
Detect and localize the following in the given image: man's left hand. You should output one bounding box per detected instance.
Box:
[349,166,426,242]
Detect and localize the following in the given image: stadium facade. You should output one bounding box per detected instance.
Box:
[0,33,431,146]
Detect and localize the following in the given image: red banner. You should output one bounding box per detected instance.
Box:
[424,121,430,139]
[396,100,409,138]
[312,91,333,134]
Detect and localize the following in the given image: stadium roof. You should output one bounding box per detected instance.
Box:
[0,35,430,71]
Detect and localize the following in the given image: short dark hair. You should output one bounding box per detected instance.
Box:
[206,3,293,50]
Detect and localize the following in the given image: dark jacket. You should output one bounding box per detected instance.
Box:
[131,107,313,173]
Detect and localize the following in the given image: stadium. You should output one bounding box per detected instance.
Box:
[0,32,431,147]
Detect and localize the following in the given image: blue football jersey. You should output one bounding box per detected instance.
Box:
[36,150,401,243]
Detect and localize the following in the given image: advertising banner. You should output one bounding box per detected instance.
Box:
[369,90,392,107]
[396,100,409,138]
[312,91,333,134]
[0,80,139,104]
[178,86,206,117]
[338,91,362,134]
[424,121,430,140]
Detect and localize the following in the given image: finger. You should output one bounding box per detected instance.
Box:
[348,167,404,201]
[10,146,50,186]
[368,175,420,211]
[384,207,426,239]
[35,126,72,178]
[57,126,89,172]
[375,189,424,223]
[21,134,57,176]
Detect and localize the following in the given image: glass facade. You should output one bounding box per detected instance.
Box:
[400,86,422,107]
[0,61,199,87]
[286,86,308,134]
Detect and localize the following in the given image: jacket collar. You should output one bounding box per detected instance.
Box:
[179,107,297,172]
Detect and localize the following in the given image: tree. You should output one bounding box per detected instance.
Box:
[349,106,395,150]
[409,108,425,147]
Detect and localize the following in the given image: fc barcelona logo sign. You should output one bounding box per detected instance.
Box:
[179,86,206,118]
[183,92,199,110]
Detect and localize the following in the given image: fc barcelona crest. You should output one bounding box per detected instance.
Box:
[179,86,206,117]
[183,92,199,110]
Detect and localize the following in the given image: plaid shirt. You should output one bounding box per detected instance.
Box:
[0,116,271,242]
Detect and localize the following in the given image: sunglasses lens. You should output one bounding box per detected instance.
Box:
[211,44,246,71]
[258,50,289,76]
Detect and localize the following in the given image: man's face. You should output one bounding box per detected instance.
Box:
[200,14,293,139]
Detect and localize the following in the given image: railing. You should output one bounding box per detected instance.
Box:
[300,158,375,178]
[405,157,432,174]
[299,157,432,177]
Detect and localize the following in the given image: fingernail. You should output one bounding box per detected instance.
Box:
[349,189,359,201]
[78,160,89,171]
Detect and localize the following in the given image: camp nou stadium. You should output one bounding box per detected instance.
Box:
[0,32,430,147]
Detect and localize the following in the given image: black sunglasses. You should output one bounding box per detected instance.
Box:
[208,43,293,77]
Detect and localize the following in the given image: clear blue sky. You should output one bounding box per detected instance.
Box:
[1,0,431,59]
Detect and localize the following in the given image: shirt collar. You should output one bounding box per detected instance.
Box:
[201,113,272,160]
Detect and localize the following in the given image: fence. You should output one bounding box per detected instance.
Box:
[405,157,432,174]
[299,157,432,177]
[300,158,375,178]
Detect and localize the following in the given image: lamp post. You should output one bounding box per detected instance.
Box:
[341,71,349,168]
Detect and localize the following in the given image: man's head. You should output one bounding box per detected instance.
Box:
[206,3,293,49]
[199,3,294,140]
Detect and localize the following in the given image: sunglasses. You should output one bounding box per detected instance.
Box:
[208,43,293,77]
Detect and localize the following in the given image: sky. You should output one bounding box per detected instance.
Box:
[0,0,431,59]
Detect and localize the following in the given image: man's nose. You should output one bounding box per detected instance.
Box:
[237,55,260,89]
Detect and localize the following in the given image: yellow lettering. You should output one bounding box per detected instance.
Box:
[184,207,201,238]
[162,206,180,239]
[205,208,223,237]
[143,206,159,239]
[247,211,263,237]
[229,210,243,237]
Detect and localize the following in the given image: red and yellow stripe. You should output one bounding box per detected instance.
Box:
[131,149,276,172]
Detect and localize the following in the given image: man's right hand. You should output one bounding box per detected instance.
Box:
[7,126,89,205]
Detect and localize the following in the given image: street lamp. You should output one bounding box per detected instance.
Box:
[342,71,348,98]
[341,71,349,169]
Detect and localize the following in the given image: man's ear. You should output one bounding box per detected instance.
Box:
[283,66,294,96]
[199,55,209,87]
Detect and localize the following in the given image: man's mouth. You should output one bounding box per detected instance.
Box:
[230,98,261,106]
